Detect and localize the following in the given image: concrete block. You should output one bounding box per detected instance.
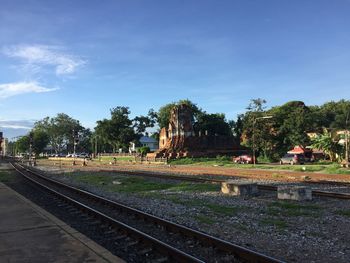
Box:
[221,181,259,196]
[277,186,312,201]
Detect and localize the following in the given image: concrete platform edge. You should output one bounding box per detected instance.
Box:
[0,182,124,263]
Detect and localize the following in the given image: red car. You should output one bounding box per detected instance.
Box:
[233,155,255,164]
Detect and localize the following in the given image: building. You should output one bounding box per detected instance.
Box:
[151,104,240,158]
[129,135,159,153]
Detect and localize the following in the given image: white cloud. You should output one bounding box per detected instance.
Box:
[0,119,34,130]
[0,81,58,98]
[0,124,32,130]
[3,44,85,76]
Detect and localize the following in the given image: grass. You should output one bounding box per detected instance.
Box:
[169,157,350,175]
[67,172,219,194]
[65,171,242,225]
[204,203,238,216]
[266,201,321,217]
[169,182,219,192]
[0,171,15,183]
[194,215,215,225]
[93,156,135,162]
[335,210,350,217]
[164,196,239,216]
[260,218,288,229]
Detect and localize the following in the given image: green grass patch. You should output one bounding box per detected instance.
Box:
[335,210,350,217]
[204,203,237,216]
[165,196,238,216]
[232,223,251,232]
[324,165,350,175]
[169,156,232,166]
[260,218,288,229]
[0,171,16,182]
[266,201,321,217]
[169,157,350,175]
[93,156,135,162]
[69,172,219,194]
[169,182,219,192]
[194,215,215,225]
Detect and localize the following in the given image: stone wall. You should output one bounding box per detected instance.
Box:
[151,104,241,158]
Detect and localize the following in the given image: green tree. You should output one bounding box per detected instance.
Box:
[194,112,232,136]
[16,136,30,153]
[311,129,342,162]
[269,101,312,155]
[138,146,150,156]
[95,106,136,152]
[157,99,202,129]
[133,110,156,134]
[32,130,50,155]
[241,98,276,159]
[34,113,83,153]
[229,115,243,144]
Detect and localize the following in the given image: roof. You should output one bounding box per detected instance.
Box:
[287,145,312,154]
[139,136,157,144]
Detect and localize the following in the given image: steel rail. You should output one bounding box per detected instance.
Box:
[11,162,204,263]
[97,168,350,200]
[12,162,284,263]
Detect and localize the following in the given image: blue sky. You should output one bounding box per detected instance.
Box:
[1,0,350,138]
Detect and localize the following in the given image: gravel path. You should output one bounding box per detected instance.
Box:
[34,164,350,263]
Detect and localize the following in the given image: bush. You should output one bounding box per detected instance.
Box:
[138,146,150,156]
[215,155,231,162]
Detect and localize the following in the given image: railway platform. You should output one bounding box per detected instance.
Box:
[0,182,124,263]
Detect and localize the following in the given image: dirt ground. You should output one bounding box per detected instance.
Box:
[38,159,350,183]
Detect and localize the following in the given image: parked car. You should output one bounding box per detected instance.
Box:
[280,153,305,165]
[233,155,255,164]
[77,153,89,158]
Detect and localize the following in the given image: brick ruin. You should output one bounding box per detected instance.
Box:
[149,104,241,158]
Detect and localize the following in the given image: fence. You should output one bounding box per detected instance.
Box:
[99,152,139,157]
[134,156,168,163]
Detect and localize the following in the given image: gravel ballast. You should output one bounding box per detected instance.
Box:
[35,165,350,263]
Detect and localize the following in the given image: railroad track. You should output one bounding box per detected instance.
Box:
[11,162,284,263]
[85,168,350,200]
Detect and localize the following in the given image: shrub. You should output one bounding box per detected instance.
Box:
[138,146,150,156]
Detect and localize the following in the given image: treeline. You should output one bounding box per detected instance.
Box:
[9,98,350,161]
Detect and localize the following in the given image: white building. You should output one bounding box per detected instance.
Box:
[129,135,159,152]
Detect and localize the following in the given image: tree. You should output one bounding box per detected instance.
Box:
[34,113,83,153]
[32,130,50,155]
[133,110,156,134]
[16,136,30,153]
[268,101,312,155]
[246,98,267,112]
[95,106,136,152]
[194,112,232,136]
[241,98,276,159]
[311,129,342,162]
[157,99,202,129]
[229,115,243,144]
[138,146,150,156]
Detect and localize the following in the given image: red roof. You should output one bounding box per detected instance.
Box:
[287,145,312,154]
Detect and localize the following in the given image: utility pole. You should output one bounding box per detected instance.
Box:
[29,132,33,166]
[345,111,349,168]
[72,129,78,165]
[252,116,273,166]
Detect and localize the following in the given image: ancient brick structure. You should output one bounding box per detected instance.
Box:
[151,104,241,158]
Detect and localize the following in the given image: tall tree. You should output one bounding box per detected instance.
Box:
[34,113,83,153]
[157,99,202,129]
[95,106,136,152]
[32,130,50,155]
[311,129,342,162]
[16,136,30,153]
[194,112,232,136]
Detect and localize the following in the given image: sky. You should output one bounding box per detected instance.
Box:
[1,0,350,139]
